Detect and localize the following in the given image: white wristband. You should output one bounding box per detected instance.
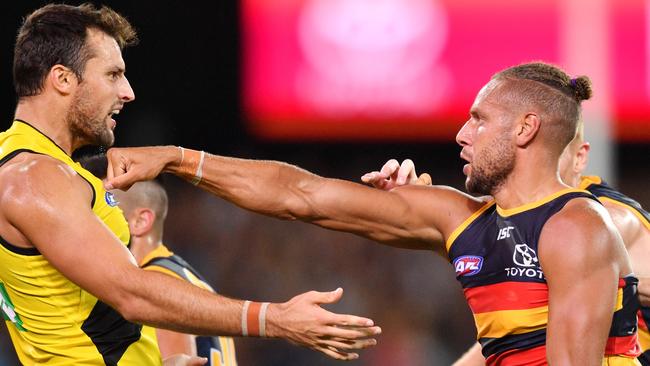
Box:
[191,150,205,186]
[259,302,270,337]
[241,300,251,337]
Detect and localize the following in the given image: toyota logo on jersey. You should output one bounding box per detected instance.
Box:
[453,255,484,276]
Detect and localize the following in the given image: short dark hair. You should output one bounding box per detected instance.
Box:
[492,62,592,153]
[13,3,138,98]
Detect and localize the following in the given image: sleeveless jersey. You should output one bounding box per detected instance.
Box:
[580,176,650,366]
[446,188,641,366]
[141,245,238,366]
[0,120,161,365]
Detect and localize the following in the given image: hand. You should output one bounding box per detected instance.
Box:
[266,288,381,360]
[361,159,432,191]
[162,354,207,366]
[104,146,178,190]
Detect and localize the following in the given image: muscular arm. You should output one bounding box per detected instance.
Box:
[539,199,629,365]
[0,155,379,360]
[106,146,482,251]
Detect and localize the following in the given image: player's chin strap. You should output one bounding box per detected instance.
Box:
[241,300,270,337]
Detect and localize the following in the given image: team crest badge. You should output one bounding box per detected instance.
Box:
[105,192,119,207]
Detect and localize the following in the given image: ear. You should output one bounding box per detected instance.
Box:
[574,142,590,174]
[129,208,156,237]
[515,113,541,147]
[47,64,78,95]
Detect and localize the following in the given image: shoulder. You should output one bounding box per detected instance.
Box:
[539,197,622,268]
[601,199,642,227]
[543,197,615,244]
[0,153,92,215]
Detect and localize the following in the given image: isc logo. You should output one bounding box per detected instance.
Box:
[453,255,484,276]
[497,226,515,240]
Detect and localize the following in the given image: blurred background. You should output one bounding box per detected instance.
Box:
[1,0,649,365]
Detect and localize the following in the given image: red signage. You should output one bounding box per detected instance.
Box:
[242,0,649,141]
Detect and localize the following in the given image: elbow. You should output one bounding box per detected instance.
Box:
[105,272,149,324]
[111,291,144,323]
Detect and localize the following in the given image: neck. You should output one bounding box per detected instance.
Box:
[491,152,568,209]
[14,97,78,155]
[129,235,163,265]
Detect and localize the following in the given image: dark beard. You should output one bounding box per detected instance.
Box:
[67,87,114,149]
[466,140,515,195]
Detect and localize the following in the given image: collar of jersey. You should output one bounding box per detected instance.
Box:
[496,188,589,217]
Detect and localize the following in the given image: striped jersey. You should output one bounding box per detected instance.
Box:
[446,188,641,365]
[140,245,238,366]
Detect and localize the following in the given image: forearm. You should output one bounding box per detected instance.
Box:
[106,146,451,249]
[117,268,246,336]
[165,148,321,220]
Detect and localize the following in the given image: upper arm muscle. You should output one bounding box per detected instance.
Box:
[0,156,139,308]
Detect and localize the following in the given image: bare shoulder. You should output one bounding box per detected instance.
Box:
[601,199,644,233]
[0,153,92,217]
[539,197,628,273]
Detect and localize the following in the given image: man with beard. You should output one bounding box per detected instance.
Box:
[0,4,380,365]
[363,119,650,365]
[104,62,640,365]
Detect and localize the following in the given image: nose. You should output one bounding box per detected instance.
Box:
[456,120,472,147]
[119,76,135,103]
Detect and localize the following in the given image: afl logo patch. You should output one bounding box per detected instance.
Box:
[105,192,119,207]
[453,255,483,276]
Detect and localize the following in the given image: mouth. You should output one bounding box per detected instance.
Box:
[463,163,472,176]
[459,150,472,176]
[108,108,121,129]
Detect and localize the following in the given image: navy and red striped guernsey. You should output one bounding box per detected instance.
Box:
[580,176,650,366]
[446,188,641,365]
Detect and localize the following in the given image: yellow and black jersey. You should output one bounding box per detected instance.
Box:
[580,176,650,366]
[0,120,161,365]
[446,189,641,365]
[140,245,238,366]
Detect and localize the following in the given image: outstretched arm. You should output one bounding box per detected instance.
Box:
[0,155,379,360]
[539,199,631,365]
[105,146,480,251]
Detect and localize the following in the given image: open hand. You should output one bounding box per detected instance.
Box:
[266,288,381,360]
